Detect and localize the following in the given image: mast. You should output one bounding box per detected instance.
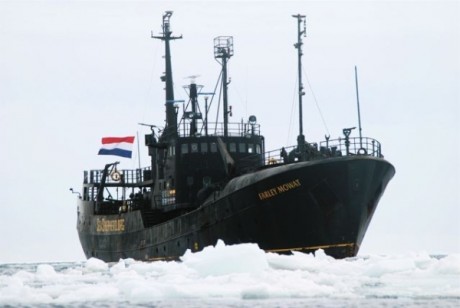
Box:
[189,82,198,136]
[214,36,234,138]
[152,11,182,138]
[198,93,215,137]
[292,14,306,147]
[184,77,202,137]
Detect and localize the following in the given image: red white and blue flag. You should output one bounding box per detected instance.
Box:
[98,136,135,158]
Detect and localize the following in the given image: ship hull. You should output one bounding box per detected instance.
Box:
[77,156,394,261]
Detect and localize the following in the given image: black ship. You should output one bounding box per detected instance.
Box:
[74,12,395,262]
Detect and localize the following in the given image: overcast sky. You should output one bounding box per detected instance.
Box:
[1,0,459,263]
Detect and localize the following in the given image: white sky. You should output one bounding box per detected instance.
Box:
[0,0,459,263]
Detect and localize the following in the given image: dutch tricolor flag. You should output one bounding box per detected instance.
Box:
[98,136,135,158]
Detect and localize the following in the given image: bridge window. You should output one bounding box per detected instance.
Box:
[256,144,261,154]
[201,142,208,153]
[191,143,198,153]
[239,143,246,153]
[181,143,189,154]
[248,144,254,153]
[229,143,236,153]
[211,142,217,153]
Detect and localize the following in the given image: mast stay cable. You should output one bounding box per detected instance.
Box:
[302,66,330,136]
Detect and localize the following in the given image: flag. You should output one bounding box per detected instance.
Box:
[98,136,135,158]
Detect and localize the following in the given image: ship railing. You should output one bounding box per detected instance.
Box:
[84,166,153,185]
[239,137,383,169]
[238,144,301,169]
[263,145,298,165]
[319,137,382,158]
[261,137,382,164]
[178,121,260,138]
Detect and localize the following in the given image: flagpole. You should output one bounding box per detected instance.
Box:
[136,131,141,171]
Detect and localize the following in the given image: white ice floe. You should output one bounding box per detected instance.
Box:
[0,242,459,306]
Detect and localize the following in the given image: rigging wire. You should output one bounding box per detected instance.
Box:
[231,81,246,118]
[303,66,330,136]
[135,41,160,169]
[196,70,222,136]
[208,69,223,113]
[178,80,197,128]
[287,73,298,145]
[214,75,223,135]
[209,60,225,135]
[287,66,330,143]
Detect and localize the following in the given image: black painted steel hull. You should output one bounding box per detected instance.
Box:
[77,156,394,261]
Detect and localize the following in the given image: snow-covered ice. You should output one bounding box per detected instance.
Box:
[1,241,459,307]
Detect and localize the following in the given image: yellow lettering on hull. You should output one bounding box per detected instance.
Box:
[258,179,301,201]
[96,218,125,232]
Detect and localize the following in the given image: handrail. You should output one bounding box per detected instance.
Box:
[178,121,260,138]
[319,136,382,158]
[85,166,152,185]
[262,145,298,165]
[239,136,383,168]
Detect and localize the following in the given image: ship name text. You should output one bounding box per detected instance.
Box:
[96,218,125,232]
[258,179,301,201]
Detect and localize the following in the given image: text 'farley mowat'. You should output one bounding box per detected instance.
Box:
[258,179,302,201]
